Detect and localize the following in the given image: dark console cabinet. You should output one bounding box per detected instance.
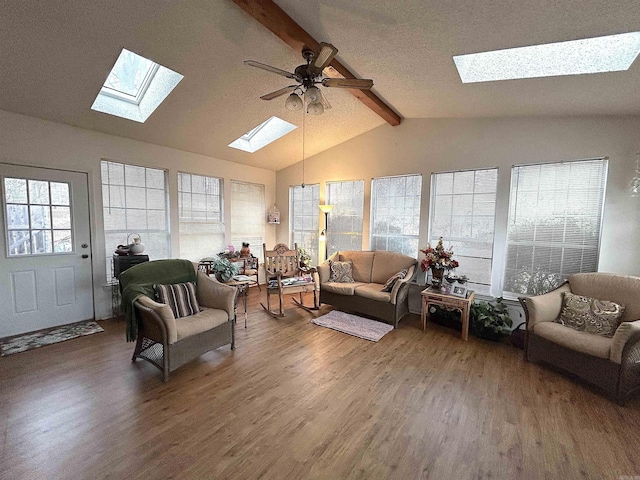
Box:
[113,254,149,278]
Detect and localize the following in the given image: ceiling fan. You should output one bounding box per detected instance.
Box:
[244,42,374,115]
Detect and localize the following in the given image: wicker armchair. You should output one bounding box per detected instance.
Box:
[519,272,640,405]
[126,261,236,381]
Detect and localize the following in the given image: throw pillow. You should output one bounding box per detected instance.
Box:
[328,260,355,283]
[555,291,625,337]
[381,269,409,292]
[154,282,201,319]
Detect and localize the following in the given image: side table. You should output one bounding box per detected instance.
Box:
[421,288,475,341]
[224,279,255,328]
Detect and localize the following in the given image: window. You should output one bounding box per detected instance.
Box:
[101,160,169,281]
[371,175,422,257]
[326,180,364,255]
[4,178,72,255]
[228,116,297,153]
[91,49,184,123]
[178,173,224,262]
[504,158,607,296]
[290,184,319,265]
[230,180,265,260]
[429,169,498,295]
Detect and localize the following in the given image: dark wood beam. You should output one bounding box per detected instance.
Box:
[232,0,402,126]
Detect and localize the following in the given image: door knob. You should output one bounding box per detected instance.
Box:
[82,254,89,259]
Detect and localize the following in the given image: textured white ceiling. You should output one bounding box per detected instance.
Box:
[1,0,639,171]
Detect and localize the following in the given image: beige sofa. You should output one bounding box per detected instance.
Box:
[520,272,640,405]
[317,250,417,328]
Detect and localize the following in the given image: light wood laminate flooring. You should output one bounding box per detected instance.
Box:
[1,290,639,479]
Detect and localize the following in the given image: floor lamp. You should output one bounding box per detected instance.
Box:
[319,204,333,261]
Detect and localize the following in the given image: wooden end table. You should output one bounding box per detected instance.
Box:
[224,278,256,328]
[421,288,475,341]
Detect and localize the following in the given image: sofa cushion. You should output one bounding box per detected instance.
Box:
[381,269,408,292]
[354,283,391,302]
[329,260,355,283]
[175,306,228,340]
[555,291,625,337]
[322,282,365,295]
[569,273,640,323]
[339,251,374,283]
[534,321,612,359]
[154,282,201,319]
[371,251,417,284]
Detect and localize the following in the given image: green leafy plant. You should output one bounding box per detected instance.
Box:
[470,297,513,341]
[298,247,311,267]
[211,257,239,282]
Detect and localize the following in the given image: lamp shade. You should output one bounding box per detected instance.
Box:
[304,86,320,103]
[307,101,324,115]
[285,93,303,111]
[319,204,334,213]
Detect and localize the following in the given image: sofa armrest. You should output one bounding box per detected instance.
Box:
[317,262,330,285]
[390,264,416,304]
[135,295,178,344]
[196,272,236,321]
[520,283,570,331]
[610,319,640,364]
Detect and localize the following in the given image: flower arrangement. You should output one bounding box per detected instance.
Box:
[420,237,459,272]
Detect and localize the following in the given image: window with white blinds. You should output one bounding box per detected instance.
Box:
[178,172,224,261]
[429,169,498,295]
[101,160,169,282]
[230,180,265,260]
[370,174,422,257]
[326,180,364,255]
[504,158,607,296]
[290,184,319,265]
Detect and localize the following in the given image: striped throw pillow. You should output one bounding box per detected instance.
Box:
[381,269,408,292]
[154,282,201,318]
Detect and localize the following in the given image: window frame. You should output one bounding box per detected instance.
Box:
[325,179,365,255]
[289,183,320,265]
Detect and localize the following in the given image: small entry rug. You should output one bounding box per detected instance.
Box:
[0,320,104,357]
[312,310,393,342]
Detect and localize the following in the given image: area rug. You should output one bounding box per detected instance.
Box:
[0,320,104,357]
[311,310,393,342]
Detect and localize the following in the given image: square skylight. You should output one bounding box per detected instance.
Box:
[454,31,640,83]
[228,116,297,153]
[91,49,183,123]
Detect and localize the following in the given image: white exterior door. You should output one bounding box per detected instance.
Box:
[0,164,93,337]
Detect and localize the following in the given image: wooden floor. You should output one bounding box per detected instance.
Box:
[1,290,639,480]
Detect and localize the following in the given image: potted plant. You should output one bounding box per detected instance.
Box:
[210,257,239,282]
[420,237,459,288]
[470,297,513,341]
[298,247,311,268]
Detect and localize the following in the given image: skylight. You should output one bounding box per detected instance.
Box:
[453,31,640,83]
[91,48,183,123]
[228,116,297,153]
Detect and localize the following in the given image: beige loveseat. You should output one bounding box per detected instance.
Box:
[520,272,640,405]
[317,251,417,328]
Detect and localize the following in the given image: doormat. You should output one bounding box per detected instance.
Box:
[0,320,104,357]
[311,310,393,342]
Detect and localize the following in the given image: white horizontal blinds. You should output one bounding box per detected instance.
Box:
[504,158,607,296]
[178,172,224,262]
[101,160,169,282]
[230,180,265,261]
[326,180,364,255]
[290,184,319,265]
[370,174,422,257]
[429,168,498,295]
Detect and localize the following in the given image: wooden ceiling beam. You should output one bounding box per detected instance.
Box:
[232,0,402,126]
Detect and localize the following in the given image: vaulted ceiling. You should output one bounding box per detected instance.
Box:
[1,0,639,171]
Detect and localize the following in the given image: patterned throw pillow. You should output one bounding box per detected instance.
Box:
[328,260,355,283]
[154,282,201,319]
[555,291,625,337]
[381,269,409,292]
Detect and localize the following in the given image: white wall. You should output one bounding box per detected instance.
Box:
[0,110,277,320]
[276,116,640,284]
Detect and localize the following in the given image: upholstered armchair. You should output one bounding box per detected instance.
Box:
[519,272,640,405]
[120,259,237,381]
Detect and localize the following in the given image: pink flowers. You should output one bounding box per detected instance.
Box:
[420,237,459,272]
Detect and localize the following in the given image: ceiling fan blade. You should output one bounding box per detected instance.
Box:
[260,85,298,101]
[318,90,332,110]
[323,78,374,89]
[313,43,338,70]
[244,60,296,79]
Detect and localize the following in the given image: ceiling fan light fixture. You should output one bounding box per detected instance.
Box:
[285,93,303,111]
[304,86,320,103]
[307,101,324,115]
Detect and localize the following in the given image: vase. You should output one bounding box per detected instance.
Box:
[430,267,445,289]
